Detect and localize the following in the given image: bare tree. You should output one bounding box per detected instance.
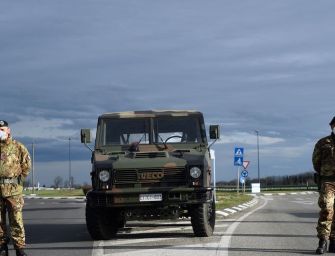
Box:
[54,176,63,188]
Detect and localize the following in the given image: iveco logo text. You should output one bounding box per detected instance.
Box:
[138,171,164,180]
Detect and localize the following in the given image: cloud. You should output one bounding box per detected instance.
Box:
[1,0,334,184]
[11,115,76,139]
[218,132,285,146]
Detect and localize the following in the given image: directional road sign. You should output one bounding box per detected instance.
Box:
[240,176,245,184]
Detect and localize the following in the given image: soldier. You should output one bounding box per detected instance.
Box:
[0,121,31,256]
[313,116,335,254]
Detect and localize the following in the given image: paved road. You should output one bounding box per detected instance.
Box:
[12,192,319,256]
[23,198,92,256]
[229,193,319,256]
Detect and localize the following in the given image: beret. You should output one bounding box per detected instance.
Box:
[0,120,8,127]
[330,116,335,126]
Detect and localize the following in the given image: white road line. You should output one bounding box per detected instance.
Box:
[92,222,230,256]
[91,197,260,256]
[216,197,269,256]
[224,208,237,214]
[216,211,230,217]
[232,207,243,211]
[92,241,104,256]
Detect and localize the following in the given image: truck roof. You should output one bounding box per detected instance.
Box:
[99,110,203,119]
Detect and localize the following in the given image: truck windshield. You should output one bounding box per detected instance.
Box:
[154,116,203,143]
[99,119,150,146]
[97,116,203,146]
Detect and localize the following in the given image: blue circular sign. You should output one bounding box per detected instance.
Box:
[241,170,248,177]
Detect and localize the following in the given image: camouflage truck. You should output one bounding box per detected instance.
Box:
[80,110,220,239]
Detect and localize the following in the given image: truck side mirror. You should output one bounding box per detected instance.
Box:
[209,125,220,140]
[81,129,91,143]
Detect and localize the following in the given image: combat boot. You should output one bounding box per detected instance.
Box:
[329,240,335,252]
[316,239,328,254]
[0,243,8,256]
[15,248,27,256]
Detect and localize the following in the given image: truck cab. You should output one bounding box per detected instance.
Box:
[81,110,220,239]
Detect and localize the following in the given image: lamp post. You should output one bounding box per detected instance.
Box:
[68,137,72,189]
[255,130,260,183]
[31,141,35,193]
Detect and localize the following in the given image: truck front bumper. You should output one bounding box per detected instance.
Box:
[86,187,213,208]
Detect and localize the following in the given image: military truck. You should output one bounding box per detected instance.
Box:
[80,110,220,239]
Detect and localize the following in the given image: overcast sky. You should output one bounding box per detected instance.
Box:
[1,0,334,186]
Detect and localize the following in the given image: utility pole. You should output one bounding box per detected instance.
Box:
[255,130,260,183]
[32,141,35,193]
[68,137,72,189]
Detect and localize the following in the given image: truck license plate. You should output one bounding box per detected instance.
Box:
[139,193,162,202]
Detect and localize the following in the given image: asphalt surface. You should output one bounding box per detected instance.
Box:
[6,192,319,256]
[22,198,92,256]
[229,193,318,256]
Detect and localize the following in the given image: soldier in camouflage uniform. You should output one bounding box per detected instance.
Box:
[313,116,335,254]
[0,121,31,256]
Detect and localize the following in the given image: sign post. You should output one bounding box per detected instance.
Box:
[234,147,244,193]
[210,149,217,202]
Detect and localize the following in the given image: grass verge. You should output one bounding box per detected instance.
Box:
[23,189,84,197]
[215,191,253,210]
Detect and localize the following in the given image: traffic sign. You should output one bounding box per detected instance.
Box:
[241,170,248,177]
[242,161,250,169]
[234,156,243,166]
[234,147,244,157]
[240,176,245,184]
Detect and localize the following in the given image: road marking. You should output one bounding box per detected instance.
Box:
[216,211,230,217]
[92,241,104,256]
[216,197,269,256]
[232,207,243,211]
[91,221,230,255]
[224,208,237,214]
[92,199,258,256]
[290,200,315,205]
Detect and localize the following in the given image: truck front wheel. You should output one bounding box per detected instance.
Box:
[86,204,121,240]
[190,199,216,237]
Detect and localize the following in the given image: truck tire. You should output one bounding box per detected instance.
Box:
[190,199,216,237]
[86,204,120,240]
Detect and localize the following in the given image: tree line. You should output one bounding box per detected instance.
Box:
[217,171,316,187]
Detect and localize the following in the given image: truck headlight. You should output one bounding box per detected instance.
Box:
[99,170,110,182]
[190,167,201,179]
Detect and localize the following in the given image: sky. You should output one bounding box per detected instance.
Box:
[1,0,335,186]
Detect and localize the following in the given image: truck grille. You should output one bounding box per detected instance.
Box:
[114,167,186,185]
[133,152,168,158]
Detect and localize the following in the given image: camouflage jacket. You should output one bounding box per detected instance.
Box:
[0,138,31,197]
[313,133,335,176]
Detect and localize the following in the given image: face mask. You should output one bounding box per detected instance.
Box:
[0,130,7,141]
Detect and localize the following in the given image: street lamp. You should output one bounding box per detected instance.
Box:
[255,130,260,183]
[68,137,72,189]
[31,141,35,193]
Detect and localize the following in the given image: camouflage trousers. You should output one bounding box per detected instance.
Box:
[0,195,25,248]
